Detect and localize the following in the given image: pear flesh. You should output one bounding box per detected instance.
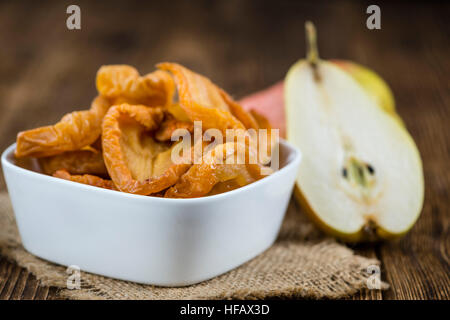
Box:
[332,60,395,114]
[286,60,424,241]
[332,60,404,126]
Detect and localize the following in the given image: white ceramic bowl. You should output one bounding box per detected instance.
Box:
[1,140,301,286]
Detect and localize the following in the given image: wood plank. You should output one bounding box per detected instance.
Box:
[0,263,21,299]
[47,287,62,300]
[20,274,39,300]
[373,5,450,300]
[352,245,384,300]
[9,269,29,300]
[352,289,383,300]
[0,258,13,294]
[34,286,50,300]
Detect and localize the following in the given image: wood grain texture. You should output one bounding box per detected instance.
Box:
[0,0,448,300]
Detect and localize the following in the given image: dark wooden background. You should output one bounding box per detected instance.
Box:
[0,0,448,300]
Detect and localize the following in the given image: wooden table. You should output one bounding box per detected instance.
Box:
[0,0,448,300]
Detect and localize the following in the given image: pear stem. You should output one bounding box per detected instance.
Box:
[305,21,321,80]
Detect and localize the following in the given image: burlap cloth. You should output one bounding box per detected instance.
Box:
[0,192,387,299]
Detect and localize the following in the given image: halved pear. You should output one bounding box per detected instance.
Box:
[285,23,424,242]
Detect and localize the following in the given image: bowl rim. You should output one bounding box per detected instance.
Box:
[2,139,301,204]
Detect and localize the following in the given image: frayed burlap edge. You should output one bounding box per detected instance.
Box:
[0,192,388,300]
